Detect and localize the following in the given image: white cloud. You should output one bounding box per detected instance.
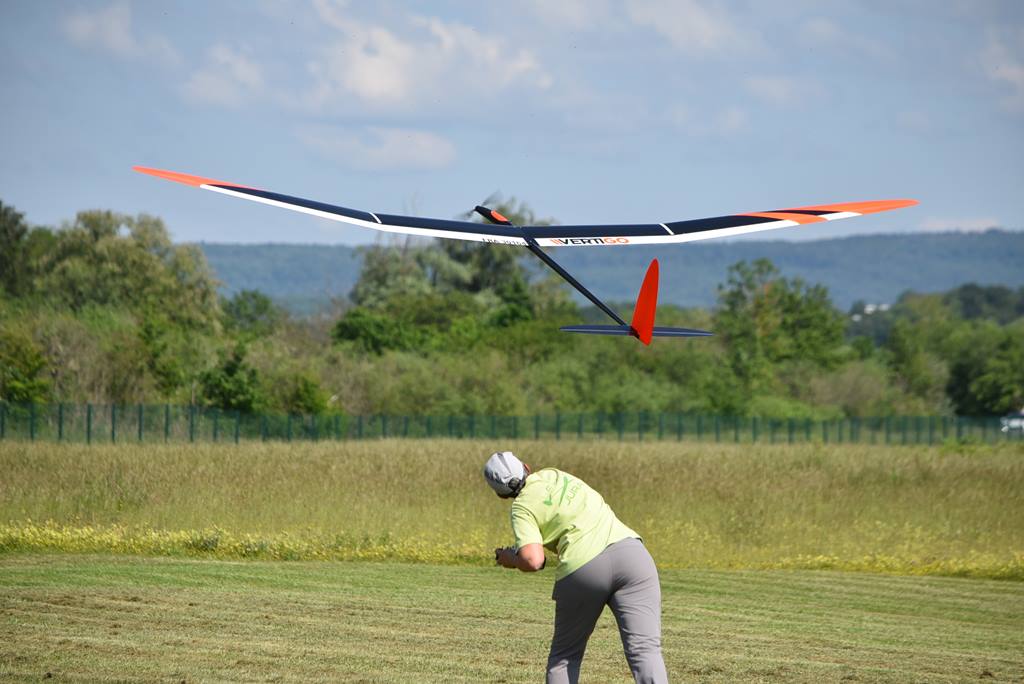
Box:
[295,125,457,171]
[920,217,1002,232]
[304,0,551,111]
[714,107,748,134]
[626,0,743,55]
[524,0,611,30]
[743,75,814,106]
[61,1,179,66]
[800,17,890,60]
[982,29,1024,111]
[182,45,264,108]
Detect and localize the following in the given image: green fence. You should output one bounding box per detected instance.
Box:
[0,403,1020,446]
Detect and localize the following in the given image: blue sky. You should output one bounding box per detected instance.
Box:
[2,1,1022,245]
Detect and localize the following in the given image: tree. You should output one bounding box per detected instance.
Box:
[944,283,1024,324]
[349,244,433,308]
[282,373,329,414]
[332,307,423,354]
[0,330,51,403]
[0,201,29,297]
[38,211,222,332]
[713,259,845,394]
[198,344,265,412]
[884,318,947,404]
[947,323,1024,415]
[223,289,283,338]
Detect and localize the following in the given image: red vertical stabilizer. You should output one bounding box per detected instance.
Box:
[630,259,659,345]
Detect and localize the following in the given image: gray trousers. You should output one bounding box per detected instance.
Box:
[546,538,668,684]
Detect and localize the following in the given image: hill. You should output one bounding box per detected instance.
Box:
[198,230,1024,313]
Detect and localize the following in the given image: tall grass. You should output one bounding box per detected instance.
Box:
[2,440,1022,578]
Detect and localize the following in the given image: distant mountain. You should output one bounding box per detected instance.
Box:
[197,230,1024,314]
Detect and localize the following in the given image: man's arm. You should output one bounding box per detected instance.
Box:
[495,543,546,572]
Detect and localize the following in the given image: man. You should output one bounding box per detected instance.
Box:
[483,450,669,684]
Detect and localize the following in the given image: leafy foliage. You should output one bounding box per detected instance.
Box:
[197,344,265,412]
[0,329,52,403]
[223,289,284,339]
[2,196,1021,418]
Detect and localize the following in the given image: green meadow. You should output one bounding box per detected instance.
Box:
[2,555,1022,682]
[1,440,1022,577]
[2,440,1023,681]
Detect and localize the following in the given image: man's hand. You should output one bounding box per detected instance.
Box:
[494,544,546,572]
[494,546,518,569]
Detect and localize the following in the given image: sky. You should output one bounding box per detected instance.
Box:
[1,1,1023,246]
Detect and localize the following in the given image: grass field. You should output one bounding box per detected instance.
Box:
[2,554,1023,683]
[2,441,1023,681]
[2,440,1022,577]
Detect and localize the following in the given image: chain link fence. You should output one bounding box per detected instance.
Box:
[0,403,1021,446]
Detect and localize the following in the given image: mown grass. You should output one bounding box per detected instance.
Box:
[1,554,1022,682]
[1,440,1023,578]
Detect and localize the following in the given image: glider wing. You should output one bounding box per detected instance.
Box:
[132,166,527,245]
[134,166,916,247]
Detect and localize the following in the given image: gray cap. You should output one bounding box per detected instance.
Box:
[483,451,526,497]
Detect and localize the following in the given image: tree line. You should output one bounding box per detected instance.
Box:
[1,198,1022,418]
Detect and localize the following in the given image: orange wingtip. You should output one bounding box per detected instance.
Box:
[780,199,919,215]
[132,166,251,189]
[742,211,826,225]
[490,209,510,223]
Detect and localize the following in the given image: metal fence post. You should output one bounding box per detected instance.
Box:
[30,403,37,441]
[58,403,64,442]
[287,414,293,441]
[189,405,195,443]
[138,404,144,442]
[0,403,5,440]
[555,413,561,441]
[234,411,241,444]
[213,409,220,443]
[164,404,170,442]
[86,403,93,444]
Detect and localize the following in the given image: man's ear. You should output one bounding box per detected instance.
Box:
[524,463,532,475]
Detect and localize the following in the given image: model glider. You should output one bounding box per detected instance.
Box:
[133,166,917,345]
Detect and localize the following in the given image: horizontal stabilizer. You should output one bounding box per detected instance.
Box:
[560,325,713,338]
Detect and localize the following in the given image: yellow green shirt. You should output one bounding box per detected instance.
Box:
[510,468,640,581]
